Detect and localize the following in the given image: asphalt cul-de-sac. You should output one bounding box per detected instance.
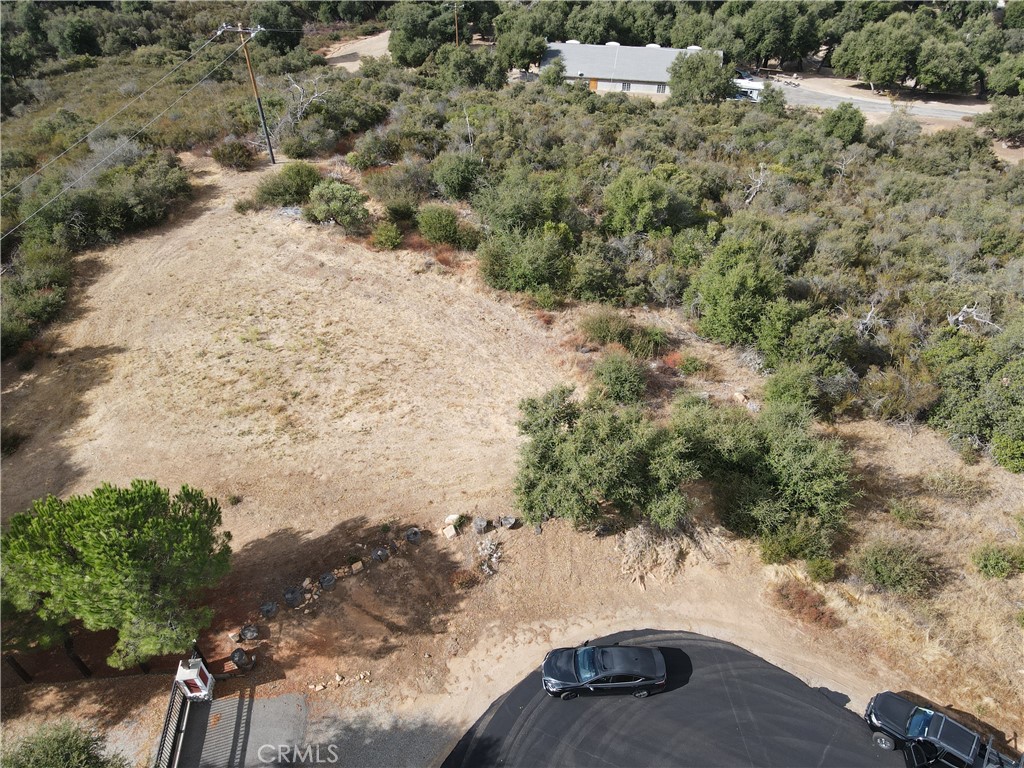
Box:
[443,629,907,768]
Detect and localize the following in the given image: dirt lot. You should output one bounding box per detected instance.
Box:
[2,157,1021,765]
[319,30,391,71]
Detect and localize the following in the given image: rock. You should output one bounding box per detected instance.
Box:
[472,517,489,534]
[442,524,458,540]
[351,560,364,574]
[444,514,461,526]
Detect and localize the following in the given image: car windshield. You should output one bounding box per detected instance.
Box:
[907,707,934,738]
[574,647,598,682]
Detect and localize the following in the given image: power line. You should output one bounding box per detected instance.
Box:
[1,39,250,244]
[1,32,222,202]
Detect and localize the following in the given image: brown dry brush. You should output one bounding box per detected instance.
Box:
[771,578,843,630]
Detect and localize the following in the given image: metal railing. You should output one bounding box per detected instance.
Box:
[153,682,186,768]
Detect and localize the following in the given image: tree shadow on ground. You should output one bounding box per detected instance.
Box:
[896,690,1021,759]
[200,515,469,676]
[0,343,126,521]
[299,713,478,768]
[0,667,171,738]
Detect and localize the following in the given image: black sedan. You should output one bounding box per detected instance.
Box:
[542,643,667,700]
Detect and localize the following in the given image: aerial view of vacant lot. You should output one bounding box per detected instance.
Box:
[2,2,1022,766]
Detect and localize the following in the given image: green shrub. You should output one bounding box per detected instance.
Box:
[887,498,929,528]
[2,720,129,768]
[514,387,698,531]
[0,241,73,357]
[18,152,191,251]
[252,162,322,208]
[764,361,819,409]
[855,541,934,597]
[579,308,668,359]
[364,161,431,222]
[371,221,403,250]
[416,204,460,245]
[991,432,1024,473]
[628,326,670,360]
[593,352,648,404]
[432,152,483,200]
[479,223,575,293]
[347,130,400,170]
[971,545,1024,579]
[860,362,940,421]
[670,398,853,559]
[303,180,370,233]
[211,141,257,171]
[676,355,709,375]
[806,557,837,583]
[689,237,783,346]
[456,223,481,251]
[602,167,697,236]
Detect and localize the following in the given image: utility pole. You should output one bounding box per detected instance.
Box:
[217,23,275,164]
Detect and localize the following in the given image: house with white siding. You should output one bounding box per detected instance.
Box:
[541,41,721,96]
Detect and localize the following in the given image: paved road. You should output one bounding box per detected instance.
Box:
[443,629,907,768]
[771,77,987,121]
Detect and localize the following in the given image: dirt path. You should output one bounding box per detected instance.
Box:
[319,30,390,71]
[2,157,1020,765]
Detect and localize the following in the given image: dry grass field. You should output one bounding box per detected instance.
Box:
[1,156,1021,764]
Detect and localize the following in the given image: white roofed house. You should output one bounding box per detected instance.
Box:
[541,41,722,96]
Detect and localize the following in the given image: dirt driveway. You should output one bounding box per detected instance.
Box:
[1,157,1020,765]
[319,30,391,71]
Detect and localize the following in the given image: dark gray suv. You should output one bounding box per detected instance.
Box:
[541,643,667,700]
[864,691,1022,768]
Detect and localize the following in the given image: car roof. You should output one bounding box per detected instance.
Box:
[594,646,660,676]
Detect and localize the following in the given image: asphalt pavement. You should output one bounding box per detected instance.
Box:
[442,629,908,768]
[775,78,986,122]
